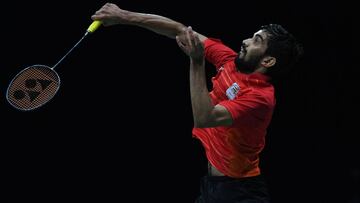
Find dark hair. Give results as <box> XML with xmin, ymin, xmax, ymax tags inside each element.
<box><xmin>261</xmin><ymin>24</ymin><xmax>304</xmax><ymax>78</ymax></box>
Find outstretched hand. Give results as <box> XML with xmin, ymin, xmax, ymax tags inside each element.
<box><xmin>91</xmin><ymin>3</ymin><xmax>128</xmax><ymax>26</ymax></box>
<box><xmin>176</xmin><ymin>26</ymin><xmax>204</xmax><ymax>63</ymax></box>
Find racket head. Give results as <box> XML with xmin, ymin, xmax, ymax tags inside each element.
<box><xmin>6</xmin><ymin>65</ymin><xmax>61</xmax><ymax>111</ymax></box>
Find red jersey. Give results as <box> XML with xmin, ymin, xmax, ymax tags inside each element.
<box><xmin>192</xmin><ymin>38</ymin><xmax>276</xmax><ymax>178</ymax></box>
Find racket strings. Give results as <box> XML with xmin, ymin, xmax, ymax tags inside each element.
<box><xmin>7</xmin><ymin>65</ymin><xmax>60</xmax><ymax>110</ymax></box>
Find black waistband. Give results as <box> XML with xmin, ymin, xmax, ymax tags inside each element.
<box><xmin>203</xmin><ymin>174</ymin><xmax>263</xmax><ymax>182</ymax></box>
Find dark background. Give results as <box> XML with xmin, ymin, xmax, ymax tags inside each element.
<box><xmin>2</xmin><ymin>1</ymin><xmax>358</xmax><ymax>202</ymax></box>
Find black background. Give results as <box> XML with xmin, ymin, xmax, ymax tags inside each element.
<box><xmin>2</xmin><ymin>1</ymin><xmax>358</xmax><ymax>202</ymax></box>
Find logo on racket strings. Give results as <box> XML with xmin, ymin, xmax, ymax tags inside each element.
<box><xmin>13</xmin><ymin>79</ymin><xmax>52</xmax><ymax>102</ymax></box>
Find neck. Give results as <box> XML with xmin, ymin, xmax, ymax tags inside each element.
<box><xmin>254</xmin><ymin>66</ymin><xmax>267</xmax><ymax>74</ymax></box>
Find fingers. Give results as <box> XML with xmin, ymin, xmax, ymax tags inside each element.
<box><xmin>188</xmin><ymin>27</ymin><xmax>198</xmax><ymax>47</ymax></box>
<box><xmin>177</xmin><ymin>26</ymin><xmax>204</xmax><ymax>58</ymax></box>
<box><xmin>185</xmin><ymin>27</ymin><xmax>193</xmax><ymax>50</ymax></box>
<box><xmin>182</xmin><ymin>26</ymin><xmax>199</xmax><ymax>46</ymax></box>
<box><xmin>176</xmin><ymin>36</ymin><xmax>185</xmax><ymax>50</ymax></box>
<box><xmin>91</xmin><ymin>14</ymin><xmax>100</xmax><ymax>21</ymax></box>
<box><xmin>91</xmin><ymin>3</ymin><xmax>116</xmax><ymax>19</ymax></box>
<box><xmin>91</xmin><ymin>8</ymin><xmax>104</xmax><ymax>20</ymax></box>
<box><xmin>188</xmin><ymin>27</ymin><xmax>202</xmax><ymax>48</ymax></box>
<box><xmin>176</xmin><ymin>36</ymin><xmax>190</xmax><ymax>55</ymax></box>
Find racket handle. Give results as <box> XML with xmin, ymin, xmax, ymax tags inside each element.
<box><xmin>87</xmin><ymin>20</ymin><xmax>102</xmax><ymax>33</ymax></box>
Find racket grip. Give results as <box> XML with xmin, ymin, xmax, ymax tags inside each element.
<box><xmin>87</xmin><ymin>21</ymin><xmax>102</xmax><ymax>33</ymax></box>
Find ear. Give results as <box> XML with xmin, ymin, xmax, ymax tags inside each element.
<box><xmin>261</xmin><ymin>56</ymin><xmax>276</xmax><ymax>68</ymax></box>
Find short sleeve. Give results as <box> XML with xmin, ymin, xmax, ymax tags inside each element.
<box><xmin>204</xmin><ymin>38</ymin><xmax>238</xmax><ymax>70</ymax></box>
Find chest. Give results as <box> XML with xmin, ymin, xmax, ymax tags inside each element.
<box><xmin>210</xmin><ymin>66</ymin><xmax>250</xmax><ymax>102</ymax></box>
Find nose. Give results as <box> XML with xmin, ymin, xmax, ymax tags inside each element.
<box><xmin>242</xmin><ymin>39</ymin><xmax>249</xmax><ymax>48</ymax></box>
<box><xmin>241</xmin><ymin>42</ymin><xmax>248</xmax><ymax>52</ymax></box>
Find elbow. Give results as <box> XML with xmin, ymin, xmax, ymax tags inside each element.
<box><xmin>193</xmin><ymin>121</ymin><xmax>203</xmax><ymax>128</ymax></box>
<box><xmin>193</xmin><ymin>118</ymin><xmax>212</xmax><ymax>128</ymax></box>
<box><xmin>193</xmin><ymin>111</ymin><xmax>217</xmax><ymax>128</ymax></box>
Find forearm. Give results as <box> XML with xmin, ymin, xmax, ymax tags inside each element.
<box><xmin>189</xmin><ymin>59</ymin><xmax>214</xmax><ymax>128</ymax></box>
<box><xmin>125</xmin><ymin>12</ymin><xmax>186</xmax><ymax>39</ymax></box>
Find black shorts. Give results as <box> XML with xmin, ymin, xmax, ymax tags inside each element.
<box><xmin>195</xmin><ymin>175</ymin><xmax>270</xmax><ymax>203</ymax></box>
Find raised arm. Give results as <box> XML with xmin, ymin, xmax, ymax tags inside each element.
<box><xmin>176</xmin><ymin>27</ymin><xmax>232</xmax><ymax>128</ymax></box>
<box><xmin>91</xmin><ymin>3</ymin><xmax>207</xmax><ymax>41</ymax></box>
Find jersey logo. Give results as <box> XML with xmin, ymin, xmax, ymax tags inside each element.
<box><xmin>226</xmin><ymin>83</ymin><xmax>240</xmax><ymax>100</ymax></box>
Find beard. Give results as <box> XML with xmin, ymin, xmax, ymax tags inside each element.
<box><xmin>234</xmin><ymin>53</ymin><xmax>262</xmax><ymax>73</ymax></box>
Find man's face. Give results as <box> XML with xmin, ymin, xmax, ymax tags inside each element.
<box><xmin>234</xmin><ymin>30</ymin><xmax>269</xmax><ymax>73</ymax></box>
